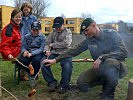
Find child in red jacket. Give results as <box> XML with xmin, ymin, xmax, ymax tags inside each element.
<box><xmin>0</xmin><ymin>8</ymin><xmax>22</xmax><ymax>60</ymax></box>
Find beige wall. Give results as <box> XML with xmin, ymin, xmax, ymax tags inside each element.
<box><xmin>0</xmin><ymin>5</ymin><xmax>14</xmax><ymax>29</ymax></box>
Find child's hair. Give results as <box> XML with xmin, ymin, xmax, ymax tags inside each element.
<box><xmin>21</xmin><ymin>2</ymin><xmax>33</xmax><ymax>14</ymax></box>
<box><xmin>11</xmin><ymin>8</ymin><xmax>22</xmax><ymax>20</ymax></box>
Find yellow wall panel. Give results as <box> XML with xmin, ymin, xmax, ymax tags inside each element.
<box><xmin>1</xmin><ymin>5</ymin><xmax>14</xmax><ymax>29</ymax></box>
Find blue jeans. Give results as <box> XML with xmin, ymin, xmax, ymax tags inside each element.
<box><xmin>41</xmin><ymin>54</ymin><xmax>73</xmax><ymax>88</ymax></box>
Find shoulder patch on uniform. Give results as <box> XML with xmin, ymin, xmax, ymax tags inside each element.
<box><xmin>5</xmin><ymin>24</ymin><xmax>13</xmax><ymax>37</ymax></box>
<box><xmin>105</xmin><ymin>29</ymin><xmax>116</xmax><ymax>33</ymax></box>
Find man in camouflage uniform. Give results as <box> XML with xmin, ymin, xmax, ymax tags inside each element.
<box><xmin>42</xmin><ymin>18</ymin><xmax>128</xmax><ymax>100</ymax></box>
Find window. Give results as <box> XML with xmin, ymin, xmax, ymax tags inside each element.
<box><xmin>67</xmin><ymin>27</ymin><xmax>74</xmax><ymax>31</ymax></box>
<box><xmin>66</xmin><ymin>20</ymin><xmax>74</xmax><ymax>24</ymax></box>
<box><xmin>45</xmin><ymin>20</ymin><xmax>51</xmax><ymax>25</ymax></box>
<box><xmin>45</xmin><ymin>27</ymin><xmax>50</xmax><ymax>32</ymax></box>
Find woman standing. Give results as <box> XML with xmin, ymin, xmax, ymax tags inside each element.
<box><xmin>21</xmin><ymin>2</ymin><xmax>37</xmax><ymax>40</ymax></box>
<box><xmin>0</xmin><ymin>9</ymin><xmax>22</xmax><ymax>60</ymax></box>
<box><xmin>20</xmin><ymin>2</ymin><xmax>37</xmax><ymax>80</ymax></box>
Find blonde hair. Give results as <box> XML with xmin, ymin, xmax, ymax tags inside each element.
<box><xmin>21</xmin><ymin>2</ymin><xmax>33</xmax><ymax>14</ymax></box>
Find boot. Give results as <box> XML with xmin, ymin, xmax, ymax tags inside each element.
<box><xmin>100</xmin><ymin>94</ymin><xmax>114</xmax><ymax>100</ymax></box>
<box><xmin>77</xmin><ymin>83</ymin><xmax>89</xmax><ymax>92</ymax></box>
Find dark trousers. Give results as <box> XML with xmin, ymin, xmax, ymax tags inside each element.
<box><xmin>17</xmin><ymin>53</ymin><xmax>44</xmax><ymax>76</ymax></box>
<box><xmin>41</xmin><ymin>54</ymin><xmax>73</xmax><ymax>88</ymax></box>
<box><xmin>77</xmin><ymin>58</ymin><xmax>121</xmax><ymax>100</ymax></box>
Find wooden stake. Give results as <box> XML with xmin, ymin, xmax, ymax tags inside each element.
<box><xmin>127</xmin><ymin>79</ymin><xmax>133</xmax><ymax>100</ymax></box>
<box><xmin>72</xmin><ymin>58</ymin><xmax>94</xmax><ymax>62</ymax></box>
<box><xmin>28</xmin><ymin>95</ymin><xmax>36</xmax><ymax>100</ymax></box>
<box><xmin>0</xmin><ymin>75</ymin><xmax>2</xmax><ymax>97</ymax></box>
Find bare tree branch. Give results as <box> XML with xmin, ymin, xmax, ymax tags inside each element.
<box><xmin>13</xmin><ymin>0</ymin><xmax>50</xmax><ymax>18</ymax></box>
<box><xmin>61</xmin><ymin>13</ymin><xmax>66</xmax><ymax>18</ymax></box>
<box><xmin>81</xmin><ymin>12</ymin><xmax>92</xmax><ymax>19</ymax></box>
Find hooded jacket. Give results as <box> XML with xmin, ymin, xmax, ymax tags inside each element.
<box><xmin>0</xmin><ymin>20</ymin><xmax>21</xmax><ymax>59</ymax></box>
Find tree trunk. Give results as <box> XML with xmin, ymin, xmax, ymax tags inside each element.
<box><xmin>127</xmin><ymin>79</ymin><xmax>133</xmax><ymax>100</ymax></box>
<box><xmin>0</xmin><ymin>75</ymin><xmax>2</xmax><ymax>97</ymax></box>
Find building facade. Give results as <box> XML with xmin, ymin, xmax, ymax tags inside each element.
<box><xmin>39</xmin><ymin>17</ymin><xmax>83</xmax><ymax>34</ymax></box>
<box><xmin>0</xmin><ymin>5</ymin><xmax>14</xmax><ymax>30</ymax></box>
<box><xmin>0</xmin><ymin>5</ymin><xmax>129</xmax><ymax>35</ymax></box>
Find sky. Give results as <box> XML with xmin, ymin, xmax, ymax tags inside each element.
<box><xmin>0</xmin><ymin>0</ymin><xmax>133</xmax><ymax>24</ymax></box>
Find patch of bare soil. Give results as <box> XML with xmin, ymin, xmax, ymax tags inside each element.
<box><xmin>0</xmin><ymin>87</ymin><xmax>101</xmax><ymax>100</ymax></box>
<box><xmin>0</xmin><ymin>87</ymin><xmax>92</xmax><ymax>100</ymax></box>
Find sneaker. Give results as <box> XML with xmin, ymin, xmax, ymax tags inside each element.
<box><xmin>69</xmin><ymin>84</ymin><xmax>78</xmax><ymax>91</ymax></box>
<box><xmin>49</xmin><ymin>84</ymin><xmax>57</xmax><ymax>92</ymax></box>
<box><xmin>57</xmin><ymin>86</ymin><xmax>67</xmax><ymax>94</ymax></box>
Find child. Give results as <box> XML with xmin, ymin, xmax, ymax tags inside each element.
<box><xmin>20</xmin><ymin>2</ymin><xmax>37</xmax><ymax>81</ymax></box>
<box><xmin>18</xmin><ymin>21</ymin><xmax>46</xmax><ymax>88</ymax></box>
<box><xmin>20</xmin><ymin>2</ymin><xmax>37</xmax><ymax>40</ymax></box>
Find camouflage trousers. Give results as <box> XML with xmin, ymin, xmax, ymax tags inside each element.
<box><xmin>77</xmin><ymin>58</ymin><xmax>127</xmax><ymax>100</ymax></box>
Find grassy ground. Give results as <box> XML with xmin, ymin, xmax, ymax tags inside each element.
<box><xmin>0</xmin><ymin>50</ymin><xmax>133</xmax><ymax>100</ymax></box>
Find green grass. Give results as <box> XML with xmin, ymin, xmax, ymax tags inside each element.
<box><xmin>0</xmin><ymin>51</ymin><xmax>133</xmax><ymax>100</ymax></box>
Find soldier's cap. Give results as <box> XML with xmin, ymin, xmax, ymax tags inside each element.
<box><xmin>80</xmin><ymin>18</ymin><xmax>94</xmax><ymax>34</ymax></box>
<box><xmin>53</xmin><ymin>17</ymin><xmax>64</xmax><ymax>28</ymax></box>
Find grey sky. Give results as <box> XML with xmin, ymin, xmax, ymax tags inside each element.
<box><xmin>0</xmin><ymin>0</ymin><xmax>133</xmax><ymax>24</ymax></box>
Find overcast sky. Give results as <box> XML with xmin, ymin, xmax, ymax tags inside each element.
<box><xmin>0</xmin><ymin>0</ymin><xmax>133</xmax><ymax>24</ymax></box>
